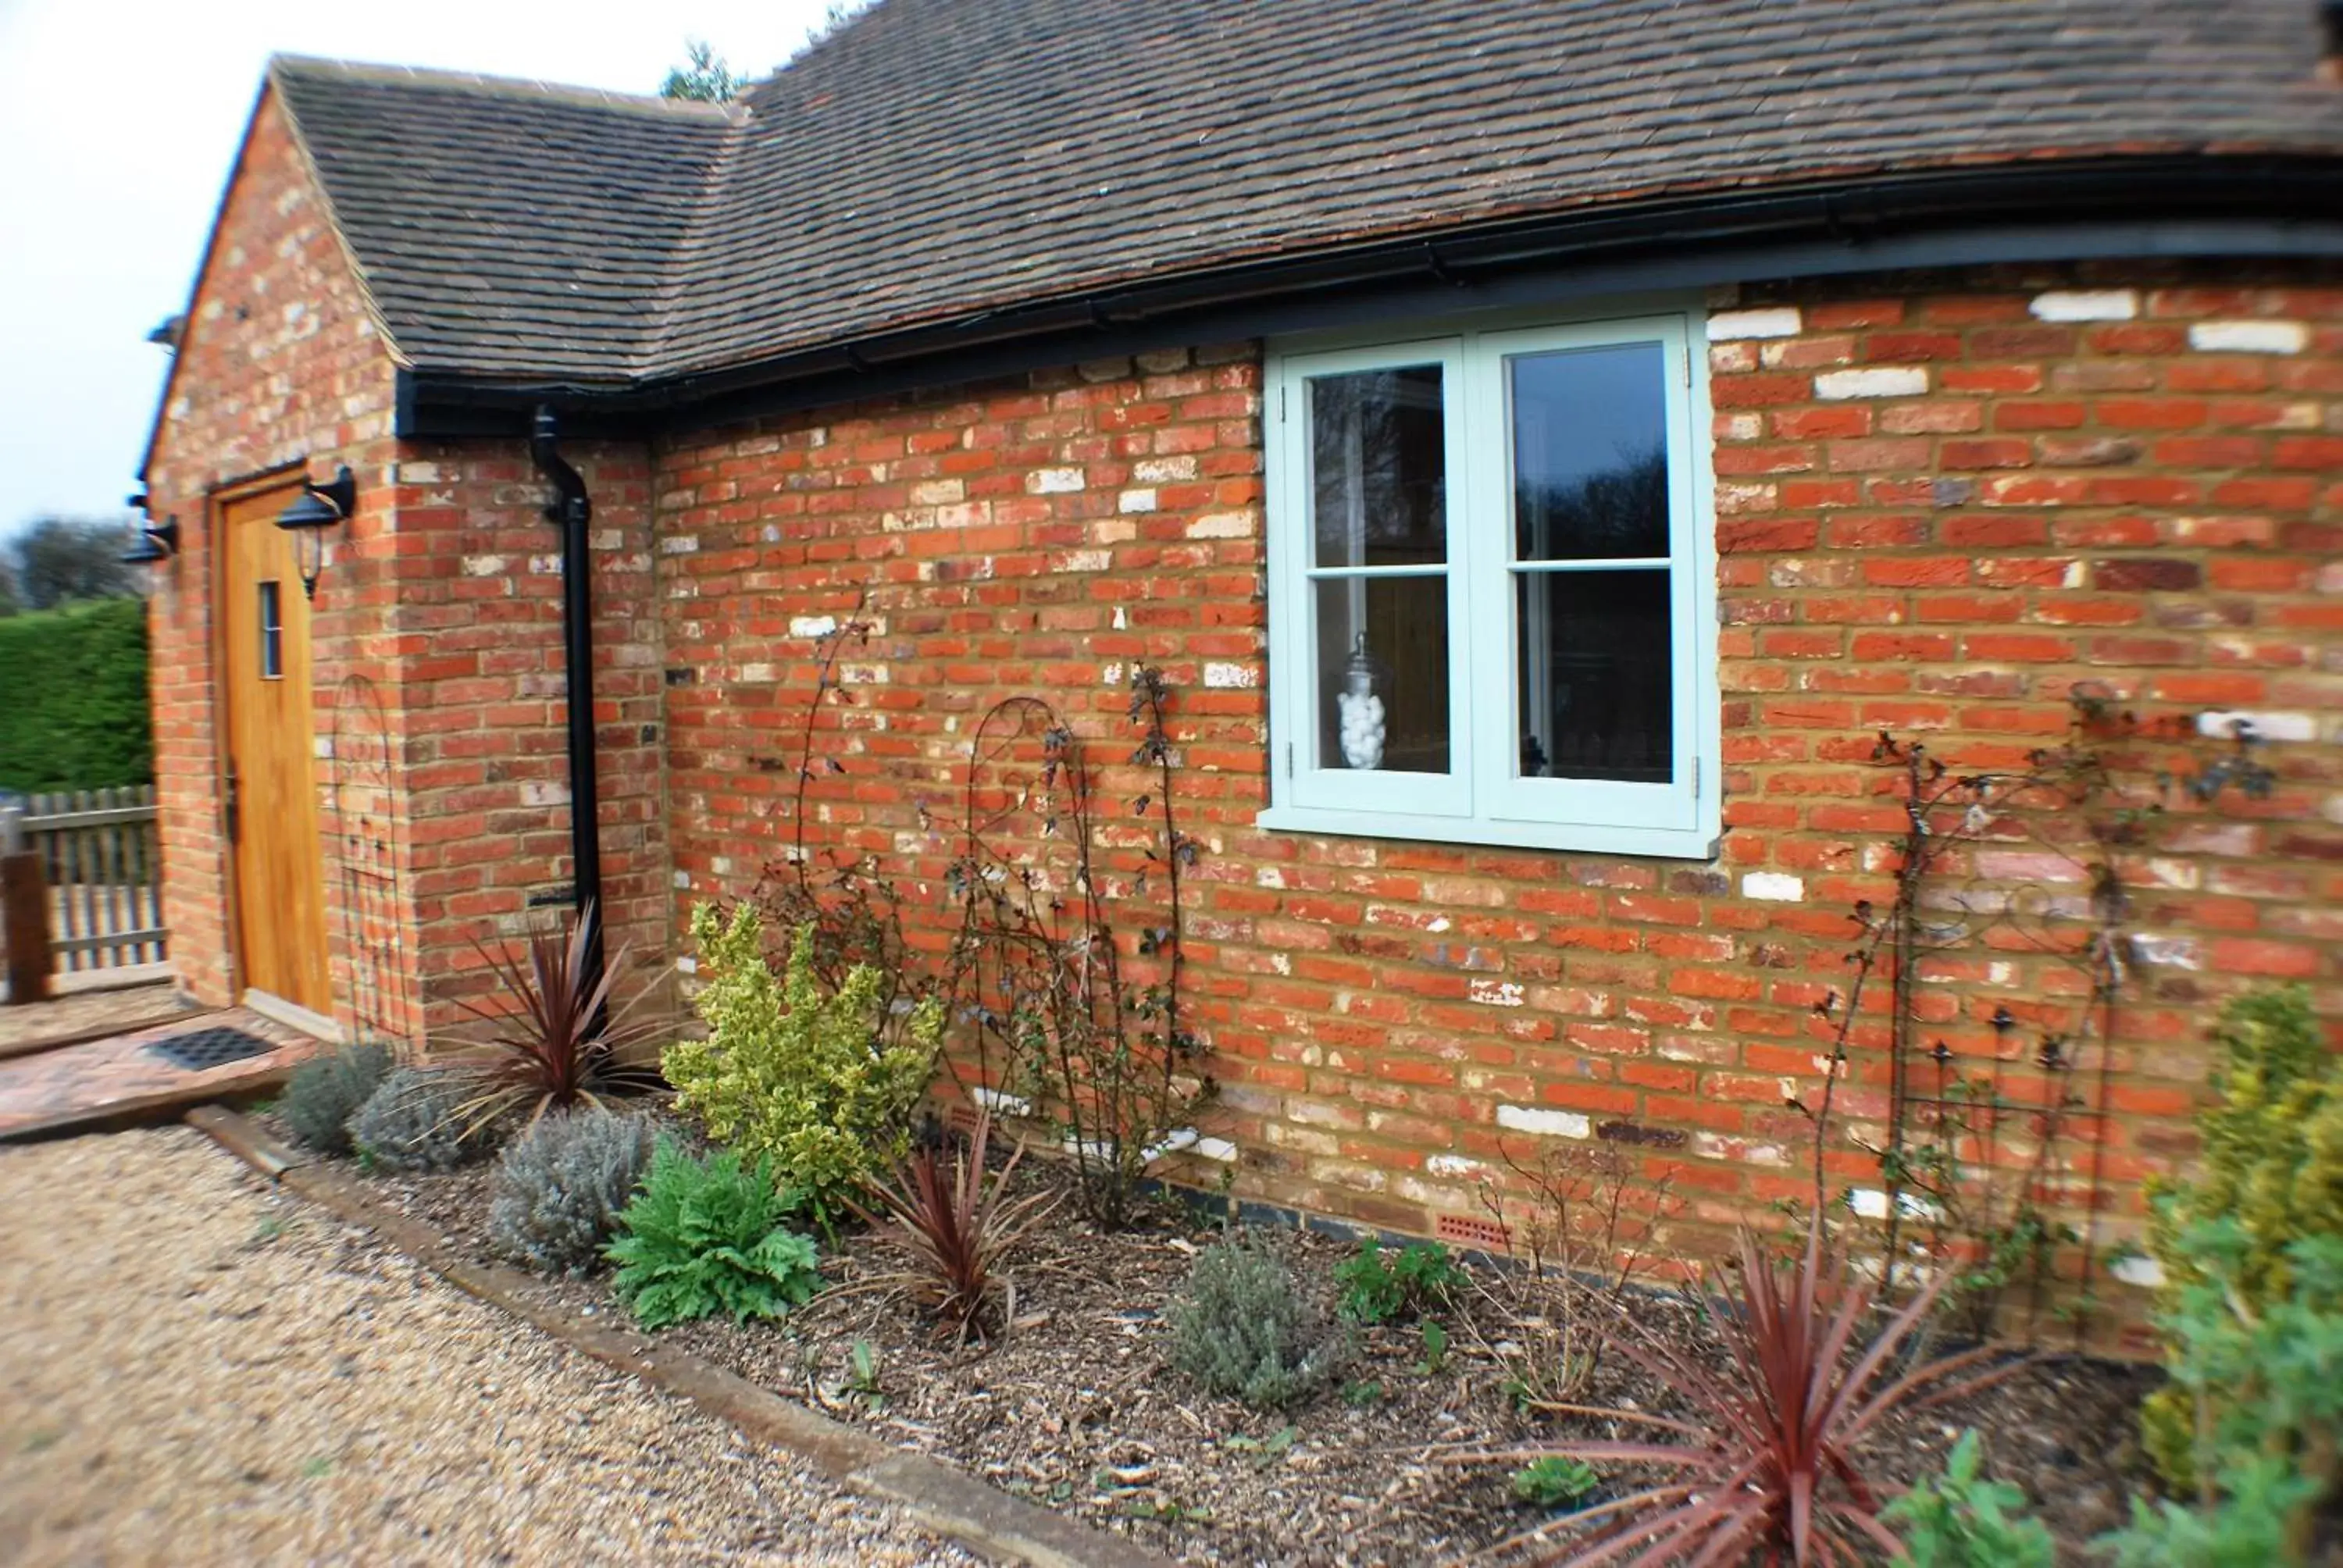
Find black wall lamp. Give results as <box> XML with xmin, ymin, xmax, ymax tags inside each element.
<box><xmin>120</xmin><ymin>504</ymin><xmax>180</xmax><ymax>566</ymax></box>
<box><xmin>276</xmin><ymin>464</ymin><xmax>355</xmax><ymax>600</ymax></box>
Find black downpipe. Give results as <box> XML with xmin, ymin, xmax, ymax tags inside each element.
<box><xmin>530</xmin><ymin>405</ymin><xmax>605</xmax><ymax>1017</ymax></box>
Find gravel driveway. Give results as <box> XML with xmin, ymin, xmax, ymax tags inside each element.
<box><xmin>0</xmin><ymin>1126</ymin><xmax>970</xmax><ymax>1566</ymax></box>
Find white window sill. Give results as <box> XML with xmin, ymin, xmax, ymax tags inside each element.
<box><xmin>1254</xmin><ymin>804</ymin><xmax>1719</xmax><ymax>861</ymax></box>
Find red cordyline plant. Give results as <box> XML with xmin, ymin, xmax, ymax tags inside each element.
<box><xmin>445</xmin><ymin>902</ymin><xmax>668</xmax><ymax>1133</ymax></box>
<box><xmin>1475</xmin><ymin>1221</ymin><xmax>2021</xmax><ymax>1566</ymax></box>
<box><xmin>848</xmin><ymin>1109</ymin><xmax>1062</xmax><ymax>1343</ymax></box>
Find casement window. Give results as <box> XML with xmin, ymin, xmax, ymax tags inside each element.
<box><xmin>1259</xmin><ymin>308</ymin><xmax>1720</xmax><ymax>858</ymax></box>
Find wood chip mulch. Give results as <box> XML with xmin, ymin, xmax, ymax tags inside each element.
<box><xmin>322</xmin><ymin>1110</ymin><xmax>2163</xmax><ymax>1567</ymax></box>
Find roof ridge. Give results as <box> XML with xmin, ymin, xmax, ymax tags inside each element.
<box><xmin>267</xmin><ymin>53</ymin><xmax>747</xmax><ymax>124</ymax></box>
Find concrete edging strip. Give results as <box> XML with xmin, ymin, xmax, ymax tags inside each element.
<box><xmin>184</xmin><ymin>1104</ymin><xmax>1171</xmax><ymax>1568</ymax></box>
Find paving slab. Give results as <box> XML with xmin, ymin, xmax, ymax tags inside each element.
<box><xmin>0</xmin><ymin>1007</ymin><xmax>316</xmax><ymax>1140</ymax></box>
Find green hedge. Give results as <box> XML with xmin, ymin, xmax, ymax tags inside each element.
<box><xmin>0</xmin><ymin>597</ymin><xmax>153</xmax><ymax>792</ymax></box>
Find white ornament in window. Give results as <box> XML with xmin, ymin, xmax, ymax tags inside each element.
<box><xmin>1336</xmin><ymin>633</ymin><xmax>1387</xmax><ymax>771</ymax></box>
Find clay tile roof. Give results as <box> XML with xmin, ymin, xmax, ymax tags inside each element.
<box><xmin>267</xmin><ymin>0</ymin><xmax>2343</xmax><ymax>387</ymax></box>
<box><xmin>269</xmin><ymin>56</ymin><xmax>740</xmax><ymax>383</ymax></box>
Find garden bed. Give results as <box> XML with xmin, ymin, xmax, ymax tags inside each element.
<box><xmin>284</xmin><ymin>1109</ymin><xmax>2160</xmax><ymax>1566</ymax></box>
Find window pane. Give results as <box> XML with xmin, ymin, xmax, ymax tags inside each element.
<box><xmin>1316</xmin><ymin>576</ymin><xmax>1449</xmax><ymax>774</ymax></box>
<box><xmin>1311</xmin><ymin>365</ymin><xmax>1446</xmax><ymax>568</ymax></box>
<box><xmin>1516</xmin><ymin>568</ymin><xmax>1671</xmax><ymax>782</ymax></box>
<box><xmin>1510</xmin><ymin>342</ymin><xmax>1669</xmax><ymax>561</ymax></box>
<box><xmin>259</xmin><ymin>579</ymin><xmax>283</xmax><ymax>680</ymax></box>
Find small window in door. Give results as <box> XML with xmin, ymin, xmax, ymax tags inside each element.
<box><xmin>259</xmin><ymin>580</ymin><xmax>284</xmax><ymax>679</ymax></box>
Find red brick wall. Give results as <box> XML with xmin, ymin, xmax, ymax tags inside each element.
<box><xmin>146</xmin><ymin>87</ymin><xmax>668</xmax><ymax>1043</ymax></box>
<box><xmin>143</xmin><ymin>88</ymin><xmax>402</xmax><ymax>1017</ymax></box>
<box><xmin>383</xmin><ymin>441</ymin><xmax>669</xmax><ymax>1034</ymax></box>
<box><xmin>654</xmin><ymin>265</ymin><xmax>2341</xmax><ymax>1335</ymax></box>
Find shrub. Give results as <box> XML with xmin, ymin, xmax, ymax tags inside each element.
<box><xmin>2142</xmin><ymin>985</ymin><xmax>2343</xmax><ymax>1492</ymax></box>
<box><xmin>850</xmin><ymin>1109</ymin><xmax>1061</xmax><ymax>1342</ymax></box>
<box><xmin>1882</xmin><ymin>1431</ymin><xmax>2055</xmax><ymax>1567</ymax></box>
<box><xmin>2121</xmin><ymin>1222</ymin><xmax>2343</xmax><ymax>1562</ymax></box>
<box><xmin>443</xmin><ymin>901</ymin><xmax>667</xmax><ymax>1134</ymax></box>
<box><xmin>2100</xmin><ymin>1456</ymin><xmax>2322</xmax><ymax>1568</ymax></box>
<box><xmin>0</xmin><ymin>596</ymin><xmax>151</xmax><ymax>792</ymax></box>
<box><xmin>348</xmin><ymin>1067</ymin><xmax>493</xmax><ymax>1171</ymax></box>
<box><xmin>1332</xmin><ymin>1237</ymin><xmax>1466</xmax><ymax>1324</ymax></box>
<box><xmin>605</xmin><ymin>1140</ymin><xmax>822</xmax><ymax>1328</ymax></box>
<box><xmin>280</xmin><ymin>1040</ymin><xmax>393</xmax><ymax>1155</ymax></box>
<box><xmin>1166</xmin><ymin>1234</ymin><xmax>1350</xmax><ymax>1410</ymax></box>
<box><xmin>487</xmin><ymin>1108</ymin><xmax>658</xmax><ymax>1276</ymax></box>
<box><xmin>1470</xmin><ymin>1221</ymin><xmax>2014</xmax><ymax>1565</ymax></box>
<box><xmin>663</xmin><ymin>904</ymin><xmax>941</xmax><ymax>1230</ymax></box>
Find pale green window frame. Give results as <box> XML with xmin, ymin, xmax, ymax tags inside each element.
<box><xmin>1258</xmin><ymin>304</ymin><xmax>1722</xmax><ymax>860</ymax></box>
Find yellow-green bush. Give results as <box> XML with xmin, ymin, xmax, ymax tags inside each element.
<box><xmin>2143</xmin><ymin>985</ymin><xmax>2343</xmax><ymax>1491</ymax></box>
<box><xmin>663</xmin><ymin>904</ymin><xmax>940</xmax><ymax>1228</ymax></box>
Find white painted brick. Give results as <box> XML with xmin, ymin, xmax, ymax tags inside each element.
<box><xmin>1425</xmin><ymin>1154</ymin><xmax>1486</xmax><ymax>1178</ymax></box>
<box><xmin>736</xmin><ymin>663</ymin><xmax>776</xmax><ymax>683</ymax></box>
<box><xmin>1118</xmin><ymin>487</ymin><xmax>1157</xmax><ymax>513</ymax></box>
<box><xmin>1054</xmin><ymin>549</ymin><xmax>1112</xmax><ymax>573</ymax></box>
<box><xmin>908</xmin><ymin>479</ymin><xmax>963</xmax><ymax>506</ymax></box>
<box><xmin>674</xmin><ymin>955</ymin><xmax>698</xmax><ymax>975</ymax></box>
<box><xmin>970</xmin><ymin>1085</ymin><xmax>1033</xmax><ymax>1117</ymax></box>
<box><xmin>2188</xmin><ymin>320</ymin><xmax>2308</xmax><ymax>355</ymax></box>
<box><xmin>790</xmin><ymin>615</ymin><xmax>837</xmax><ymax>638</ymax></box>
<box><xmin>1742</xmin><ymin>871</ymin><xmax>1806</xmax><ymax>902</ymax></box>
<box><xmin>458</xmin><ymin>554</ymin><xmax>506</xmax><ymax>576</ymax></box>
<box><xmin>659</xmin><ymin>534</ymin><xmax>699</xmax><ymax>554</ymax></box>
<box><xmin>1496</xmin><ymin>1104</ymin><xmax>1591</xmax><ymax>1139</ymax></box>
<box><xmin>1026</xmin><ymin>466</ymin><xmax>1086</xmax><ymax>494</ymax></box>
<box><xmin>1470</xmin><ymin>979</ymin><xmax>1525</xmax><ymax>1007</ymax></box>
<box><xmin>671</xmin><ymin>870</ymin><xmax>692</xmax><ymax>889</ymax></box>
<box><xmin>1186</xmin><ymin>511</ymin><xmax>1255</xmax><ymax>540</ymax></box>
<box><xmin>2029</xmin><ymin>289</ymin><xmax>2138</xmax><ymax>323</ymax></box>
<box><xmin>2131</xmin><ymin>935</ymin><xmax>2203</xmax><ymax>971</ymax></box>
<box><xmin>1815</xmin><ymin>366</ymin><xmax>1928</xmax><ymax>400</ymax></box>
<box><xmin>1201</xmin><ymin>661</ymin><xmax>1257</xmax><ymax>689</ymax></box>
<box><xmin>2197</xmin><ymin>708</ymin><xmax>2318</xmax><ymax>743</ymax></box>
<box><xmin>838</xmin><ymin>663</ymin><xmax>888</xmax><ymax>685</ymax></box>
<box><xmin>1707</xmin><ymin>306</ymin><xmax>1802</xmax><ymax>340</ymax></box>
<box><xmin>518</xmin><ymin>780</ymin><xmax>570</xmax><ymax>807</ymax></box>
<box><xmin>1132</xmin><ymin>457</ymin><xmax>1196</xmax><ymax>483</ymax></box>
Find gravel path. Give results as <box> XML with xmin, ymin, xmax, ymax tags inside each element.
<box><xmin>0</xmin><ymin>1127</ymin><xmax>972</xmax><ymax>1566</ymax></box>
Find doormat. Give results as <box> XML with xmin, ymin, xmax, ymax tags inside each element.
<box><xmin>147</xmin><ymin>1027</ymin><xmax>279</xmax><ymax>1073</ymax></box>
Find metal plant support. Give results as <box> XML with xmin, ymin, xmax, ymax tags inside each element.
<box><xmin>330</xmin><ymin>673</ymin><xmax>412</xmax><ymax>1051</ymax></box>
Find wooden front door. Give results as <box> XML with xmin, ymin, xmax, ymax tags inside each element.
<box><xmin>218</xmin><ymin>480</ymin><xmax>330</xmax><ymax>1014</ymax></box>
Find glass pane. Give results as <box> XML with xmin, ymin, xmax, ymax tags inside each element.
<box><xmin>1315</xmin><ymin>576</ymin><xmax>1449</xmax><ymax>774</ymax></box>
<box><xmin>259</xmin><ymin>579</ymin><xmax>283</xmax><ymax>680</ymax></box>
<box><xmin>1510</xmin><ymin>342</ymin><xmax>1670</xmax><ymax>561</ymax></box>
<box><xmin>1310</xmin><ymin>365</ymin><xmax>1446</xmax><ymax>568</ymax></box>
<box><xmin>1516</xmin><ymin>568</ymin><xmax>1671</xmax><ymax>782</ymax></box>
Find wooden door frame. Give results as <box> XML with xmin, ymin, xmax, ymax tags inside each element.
<box><xmin>209</xmin><ymin>463</ymin><xmax>322</xmax><ymax>1013</ymax></box>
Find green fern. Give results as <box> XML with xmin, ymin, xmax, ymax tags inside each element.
<box><xmin>604</xmin><ymin>1139</ymin><xmax>822</xmax><ymax>1328</ymax></box>
<box><xmin>664</xmin><ymin>904</ymin><xmax>940</xmax><ymax>1228</ymax></box>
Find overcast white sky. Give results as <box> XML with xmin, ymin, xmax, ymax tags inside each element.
<box><xmin>0</xmin><ymin>0</ymin><xmax>843</xmax><ymax>541</ymax></box>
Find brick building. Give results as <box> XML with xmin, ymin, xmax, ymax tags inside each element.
<box><xmin>141</xmin><ymin>0</ymin><xmax>2343</xmax><ymax>1327</ymax></box>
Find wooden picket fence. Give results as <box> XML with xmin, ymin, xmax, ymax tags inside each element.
<box><xmin>1</xmin><ymin>786</ymin><xmax>167</xmax><ymax>975</ymax></box>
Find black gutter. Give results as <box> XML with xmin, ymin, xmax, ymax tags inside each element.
<box><xmin>398</xmin><ymin>155</ymin><xmax>2343</xmax><ymax>440</ymax></box>
<box><xmin>528</xmin><ymin>405</ymin><xmax>605</xmax><ymax>1017</ymax></box>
